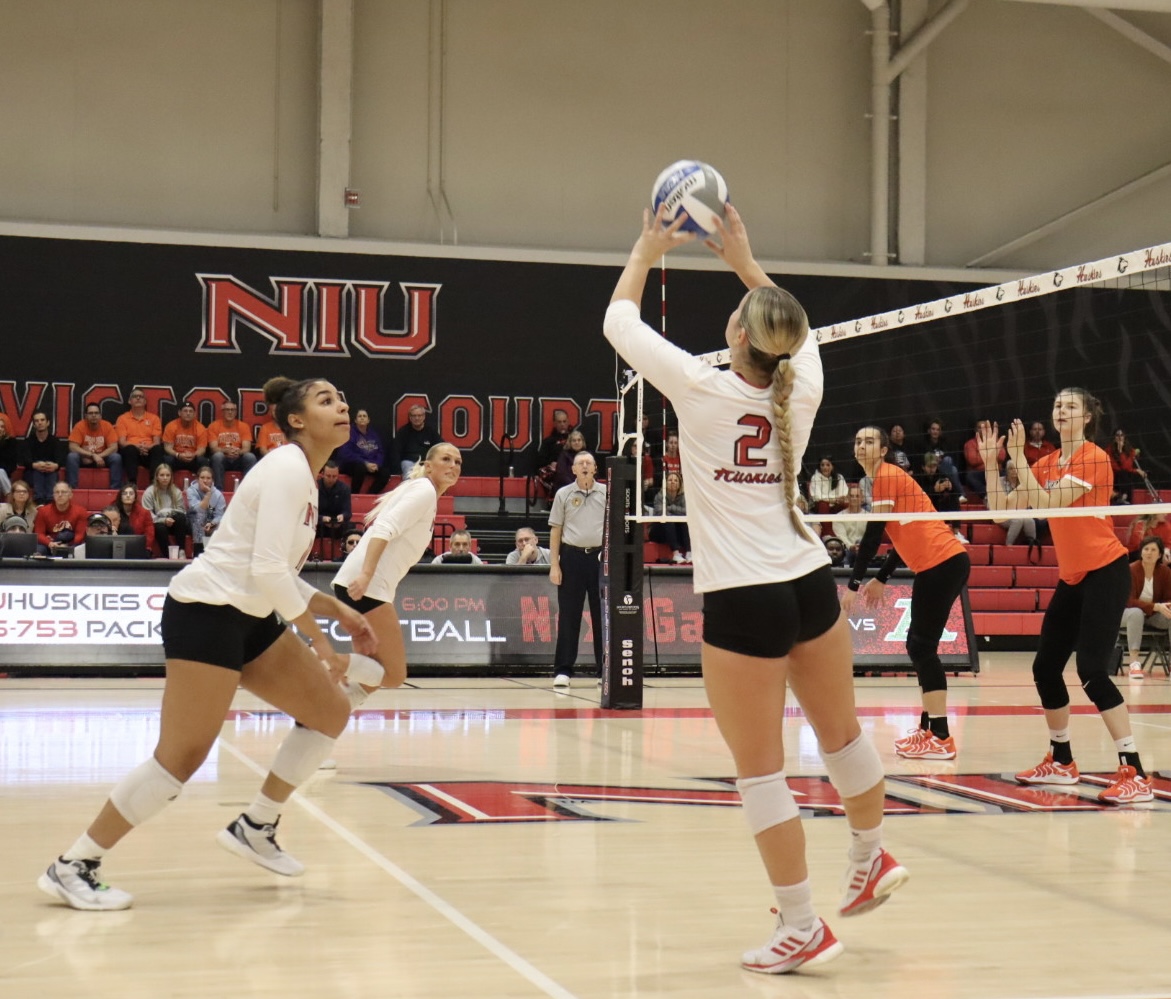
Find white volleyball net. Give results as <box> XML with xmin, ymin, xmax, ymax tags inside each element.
<box><xmin>619</xmin><ymin>241</ymin><xmax>1171</xmax><ymax>541</ymax></box>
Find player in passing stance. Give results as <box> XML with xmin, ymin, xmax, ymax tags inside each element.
<box><xmin>604</xmin><ymin>204</ymin><xmax>908</xmax><ymax>975</ymax></box>
<box><xmin>843</xmin><ymin>427</ymin><xmax>970</xmax><ymax>760</ymax></box>
<box><xmin>38</xmin><ymin>377</ymin><xmax>378</xmax><ymax>910</ymax></box>
<box><xmin>331</xmin><ymin>442</ymin><xmax>464</xmax><ymax>700</ymax></box>
<box><xmin>980</xmin><ymin>392</ymin><xmax>1152</xmax><ymax>804</ymax></box>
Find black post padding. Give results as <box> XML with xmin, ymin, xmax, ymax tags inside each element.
<box><xmin>600</xmin><ymin>456</ymin><xmax>644</xmax><ymax>709</ymax></box>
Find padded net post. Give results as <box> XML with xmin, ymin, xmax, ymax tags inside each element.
<box><xmin>601</xmin><ymin>456</ymin><xmax>644</xmax><ymax>709</ymax></box>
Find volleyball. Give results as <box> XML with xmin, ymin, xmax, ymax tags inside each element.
<box><xmin>651</xmin><ymin>160</ymin><xmax>729</xmax><ymax>236</ymax></box>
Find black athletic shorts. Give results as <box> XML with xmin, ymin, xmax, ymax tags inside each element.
<box><xmin>702</xmin><ymin>565</ymin><xmax>840</xmax><ymax>658</ymax></box>
<box><xmin>160</xmin><ymin>595</ymin><xmax>286</xmax><ymax>671</ymax></box>
<box><xmin>333</xmin><ymin>582</ymin><xmax>385</xmax><ymax>615</ymax></box>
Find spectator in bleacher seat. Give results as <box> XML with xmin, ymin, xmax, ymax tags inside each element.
<box><xmin>431</xmin><ymin>529</ymin><xmax>484</xmax><ymax>565</ymax></box>
<box><xmin>0</xmin><ymin>415</ymin><xmax>19</xmax><ymax>497</ymax></box>
<box><xmin>114</xmin><ymin>483</ymin><xmax>155</xmax><ymax>552</ymax></box>
<box><xmin>646</xmin><ymin>470</ymin><xmax>690</xmax><ymax>564</ymax></box>
<box><xmin>185</xmin><ymin>466</ymin><xmax>226</xmax><ymax>557</ymax></box>
<box><xmin>962</xmin><ymin>419</ymin><xmax>1006</xmax><ymax>501</ymax></box>
<box><xmin>3</xmin><ymin>515</ymin><xmax>29</xmax><ymax>534</ymax></box>
<box><xmin>1126</xmin><ymin>513</ymin><xmax>1171</xmax><ymax>560</ymax></box>
<box><xmin>317</xmin><ymin>461</ymin><xmax>353</xmax><ymax>560</ymax></box>
<box><xmin>1121</xmin><ymin>536</ymin><xmax>1171</xmax><ymax>680</ymax></box>
<box><xmin>33</xmin><ymin>481</ymin><xmax>88</xmax><ymax>556</ymax></box>
<box><xmin>822</xmin><ymin>535</ymin><xmax>849</xmax><ymax>567</ymax></box>
<box><xmin>162</xmin><ymin>402</ymin><xmax>210</xmax><ymax>478</ymax></box>
<box><xmin>142</xmin><ymin>463</ymin><xmax>189</xmax><ymax>559</ymax></box>
<box><xmin>1023</xmin><ymin>420</ymin><xmax>1057</xmax><ymax>467</ymax></box>
<box><xmin>835</xmin><ymin>484</ymin><xmax>867</xmax><ymax>555</ymax></box>
<box><xmin>207</xmin><ymin>401</ymin><xmax>256</xmax><ymax>489</ymax></box>
<box><xmin>255</xmin><ymin>417</ymin><xmax>287</xmax><ymax>456</ymax></box>
<box><xmin>85</xmin><ymin>512</ymin><xmax>113</xmax><ymax>538</ymax></box>
<box><xmin>2</xmin><ymin>479</ymin><xmax>37</xmax><ymax>533</ymax></box>
<box><xmin>23</xmin><ymin>411</ymin><xmax>66</xmax><ymax>504</ymax></box>
<box><xmin>1106</xmin><ymin>429</ymin><xmax>1143</xmax><ymax>505</ymax></box>
<box><xmin>394</xmin><ymin>405</ymin><xmax>444</xmax><ymax>479</ymax></box>
<box><xmin>102</xmin><ymin>504</ymin><xmax>122</xmax><ymax>535</ymax></box>
<box><xmin>922</xmin><ymin>419</ymin><xmax>963</xmax><ymax>496</ymax></box>
<box><xmin>341</xmin><ymin>529</ymin><xmax>363</xmax><ymax>558</ymax></box>
<box><xmin>66</xmin><ymin>403</ymin><xmax>123</xmax><ymax>490</ymax></box>
<box><xmin>337</xmin><ymin>408</ymin><xmax>390</xmax><ymax>494</ymax></box>
<box><xmin>914</xmin><ymin>453</ymin><xmax>960</xmax><ymax>515</ymax></box>
<box><xmin>808</xmin><ymin>456</ymin><xmax>849</xmax><ymax>513</ymax></box>
<box><xmin>662</xmin><ymin>430</ymin><xmax>681</xmax><ymax>479</ymax></box>
<box><xmin>552</xmin><ymin>429</ymin><xmax>589</xmax><ymax>492</ymax></box>
<box><xmin>886</xmin><ymin>424</ymin><xmax>912</xmax><ymax>472</ymax></box>
<box><xmin>506</xmin><ymin>526</ymin><xmax>551</xmax><ymax>565</ymax></box>
<box><xmin>996</xmin><ymin>460</ymin><xmax>1038</xmax><ymax>548</ymax></box>
<box><xmin>116</xmin><ymin>389</ymin><xmax>166</xmax><ymax>487</ymax></box>
<box><xmin>534</xmin><ymin>409</ymin><xmax>571</xmax><ymax>501</ymax></box>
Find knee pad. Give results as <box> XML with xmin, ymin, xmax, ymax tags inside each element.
<box><xmin>906</xmin><ymin>633</ymin><xmax>948</xmax><ymax>694</ymax></box>
<box><xmin>736</xmin><ymin>771</ymin><xmax>799</xmax><ymax>835</ymax></box>
<box><xmin>269</xmin><ymin>726</ymin><xmax>338</xmax><ymax>788</ymax></box>
<box><xmin>109</xmin><ymin>756</ymin><xmax>183</xmax><ymax>827</ymax></box>
<box><xmin>820</xmin><ymin>734</ymin><xmax>885</xmax><ymax>800</ymax></box>
<box><xmin>1080</xmin><ymin>671</ymin><xmax>1125</xmax><ymax>713</ymax></box>
<box><xmin>346</xmin><ymin>653</ymin><xmax>385</xmax><ymax>688</ymax></box>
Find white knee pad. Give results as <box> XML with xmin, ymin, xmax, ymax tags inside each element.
<box><xmin>109</xmin><ymin>756</ymin><xmax>183</xmax><ymax>827</ymax></box>
<box><xmin>736</xmin><ymin>770</ymin><xmax>800</xmax><ymax>835</ymax></box>
<box><xmin>820</xmin><ymin>734</ymin><xmax>885</xmax><ymax>800</ymax></box>
<box><xmin>269</xmin><ymin>726</ymin><xmax>338</xmax><ymax>788</ymax></box>
<box><xmin>346</xmin><ymin>653</ymin><xmax>384</xmax><ymax>688</ymax></box>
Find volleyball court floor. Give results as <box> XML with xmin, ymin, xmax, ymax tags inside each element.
<box><xmin>2</xmin><ymin>654</ymin><xmax>1170</xmax><ymax>999</ymax></box>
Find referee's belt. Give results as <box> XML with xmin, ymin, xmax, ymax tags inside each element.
<box><xmin>561</xmin><ymin>543</ymin><xmax>601</xmax><ymax>554</ymax></box>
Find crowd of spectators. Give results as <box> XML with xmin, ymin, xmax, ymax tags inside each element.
<box><xmin>0</xmin><ymin>399</ymin><xmax>1159</xmax><ymax>570</ymax></box>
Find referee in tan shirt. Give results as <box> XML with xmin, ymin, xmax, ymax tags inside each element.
<box><xmin>548</xmin><ymin>451</ymin><xmax>607</xmax><ymax>688</ymax></box>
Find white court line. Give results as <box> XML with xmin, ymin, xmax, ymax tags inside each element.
<box><xmin>216</xmin><ymin>738</ymin><xmax>579</xmax><ymax>999</ymax></box>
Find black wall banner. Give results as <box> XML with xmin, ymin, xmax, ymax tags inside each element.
<box><xmin>1</xmin><ymin>234</ymin><xmax>1168</xmax><ymax>480</ymax></box>
<box><xmin>0</xmin><ymin>563</ymin><xmax>975</xmax><ymax>673</ymax></box>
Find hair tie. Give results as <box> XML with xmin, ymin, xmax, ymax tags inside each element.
<box><xmin>777</xmin><ymin>353</ymin><xmax>791</xmax><ymax>363</ymax></box>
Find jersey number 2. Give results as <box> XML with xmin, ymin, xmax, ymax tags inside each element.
<box><xmin>734</xmin><ymin>415</ymin><xmax>772</xmax><ymax>467</ymax></box>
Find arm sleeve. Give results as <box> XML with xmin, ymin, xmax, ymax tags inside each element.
<box><xmin>874</xmin><ymin>546</ymin><xmax>904</xmax><ymax>584</ymax></box>
<box><xmin>603</xmin><ymin>300</ymin><xmax>708</xmax><ymax>403</ymax></box>
<box><xmin>847</xmin><ymin>521</ymin><xmax>887</xmax><ymax>590</ymax></box>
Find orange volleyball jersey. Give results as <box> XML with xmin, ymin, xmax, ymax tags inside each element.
<box><xmin>1031</xmin><ymin>442</ymin><xmax>1125</xmax><ymax>585</ymax></box>
<box><xmin>870</xmin><ymin>462</ymin><xmax>966</xmax><ymax>573</ymax></box>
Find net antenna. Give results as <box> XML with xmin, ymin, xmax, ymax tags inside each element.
<box><xmin>617</xmin><ymin>240</ymin><xmax>1171</xmax><ymax>529</ymax></box>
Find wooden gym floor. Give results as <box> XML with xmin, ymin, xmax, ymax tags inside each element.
<box><xmin>2</xmin><ymin>655</ymin><xmax>1170</xmax><ymax>998</ymax></box>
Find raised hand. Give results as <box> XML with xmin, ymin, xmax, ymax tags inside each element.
<box><xmin>631</xmin><ymin>204</ymin><xmax>697</xmax><ymax>264</ymax></box>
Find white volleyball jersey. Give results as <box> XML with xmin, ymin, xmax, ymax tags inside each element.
<box><xmin>168</xmin><ymin>443</ymin><xmax>320</xmax><ymax>620</ymax></box>
<box><xmin>332</xmin><ymin>477</ymin><xmax>437</xmax><ymax>603</ymax></box>
<box><xmin>604</xmin><ymin>299</ymin><xmax>829</xmax><ymax>594</ymax></box>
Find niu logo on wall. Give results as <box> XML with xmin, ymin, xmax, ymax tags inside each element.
<box><xmin>196</xmin><ymin>274</ymin><xmax>441</xmax><ymax>358</ymax></box>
